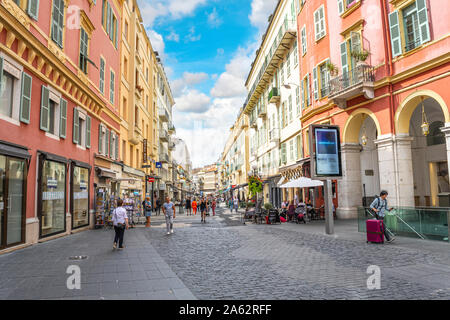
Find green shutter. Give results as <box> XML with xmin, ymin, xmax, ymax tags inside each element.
<box><xmin>102</xmin><ymin>0</ymin><xmax>105</xmax><ymax>28</ymax></box>
<box><xmin>388</xmin><ymin>11</ymin><xmax>402</xmax><ymax>57</ymax></box>
<box><xmin>27</xmin><ymin>0</ymin><xmax>39</xmax><ymax>20</ymax></box>
<box><xmin>40</xmin><ymin>86</ymin><xmax>50</xmax><ymax>132</ymax></box>
<box><xmin>115</xmin><ymin>133</ymin><xmax>119</xmax><ymax>160</ymax></box>
<box><xmin>59</xmin><ymin>98</ymin><xmax>67</xmax><ymax>138</ymax></box>
<box><xmin>313</xmin><ymin>67</ymin><xmax>318</xmax><ymax>100</ymax></box>
<box><xmin>416</xmin><ymin>0</ymin><xmax>430</xmax><ymax>44</ymax></box>
<box><xmin>115</xmin><ymin>16</ymin><xmax>118</xmax><ymax>48</ymax></box>
<box><xmin>20</xmin><ymin>72</ymin><xmax>32</xmax><ymax>124</ymax></box>
<box><xmin>105</xmin><ymin>129</ymin><xmax>109</xmax><ymax>156</ymax></box>
<box><xmin>306</xmin><ymin>74</ymin><xmax>310</xmax><ymax>106</ymax></box>
<box><xmin>106</xmin><ymin>3</ymin><xmax>111</xmax><ymax>36</ymax></box>
<box><xmin>98</xmin><ymin>124</ymin><xmax>103</xmax><ymax>154</ymax></box>
<box><xmin>300</xmin><ymin>81</ymin><xmax>304</xmax><ymax>109</ymax></box>
<box><xmin>340</xmin><ymin>41</ymin><xmax>348</xmax><ymax>74</ymax></box>
<box><xmin>86</xmin><ymin>115</ymin><xmax>91</xmax><ymax>148</ymax></box>
<box><xmin>338</xmin><ymin>0</ymin><xmax>344</xmax><ymax>15</ymax></box>
<box><xmin>99</xmin><ymin>58</ymin><xmax>105</xmax><ymax>94</ymax></box>
<box><xmin>73</xmin><ymin>108</ymin><xmax>79</xmax><ymax>144</ymax></box>
<box><xmin>109</xmin><ymin>131</ymin><xmax>114</xmax><ymax>158</ymax></box>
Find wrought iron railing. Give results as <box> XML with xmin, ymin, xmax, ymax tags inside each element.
<box><xmin>329</xmin><ymin>65</ymin><xmax>374</xmax><ymax>96</ymax></box>
<box><xmin>405</xmin><ymin>37</ymin><xmax>422</xmax><ymax>52</ymax></box>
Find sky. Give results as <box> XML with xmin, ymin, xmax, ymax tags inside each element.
<box><xmin>137</xmin><ymin>0</ymin><xmax>278</xmax><ymax>169</ymax></box>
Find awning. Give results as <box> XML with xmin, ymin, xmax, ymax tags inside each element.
<box><xmin>123</xmin><ymin>165</ymin><xmax>146</xmax><ymax>177</ymax></box>
<box><xmin>71</xmin><ymin>159</ymin><xmax>91</xmax><ymax>170</ymax></box>
<box><xmin>0</xmin><ymin>140</ymin><xmax>31</xmax><ymax>160</ymax></box>
<box><xmin>96</xmin><ymin>167</ymin><xmax>117</xmax><ymax>178</ymax></box>
<box><xmin>280</xmin><ymin>177</ymin><xmax>323</xmax><ymax>188</ymax></box>
<box><xmin>277</xmin><ymin>176</ymin><xmax>285</xmax><ymax>186</ymax></box>
<box><xmin>38</xmin><ymin>150</ymin><xmax>68</xmax><ymax>163</ymax></box>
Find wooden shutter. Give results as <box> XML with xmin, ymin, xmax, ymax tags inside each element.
<box><xmin>40</xmin><ymin>86</ymin><xmax>50</xmax><ymax>131</ymax></box>
<box><xmin>20</xmin><ymin>72</ymin><xmax>32</xmax><ymax>124</ymax></box>
<box><xmin>388</xmin><ymin>11</ymin><xmax>402</xmax><ymax>57</ymax></box>
<box><xmin>109</xmin><ymin>131</ymin><xmax>114</xmax><ymax>158</ymax></box>
<box><xmin>314</xmin><ymin>10</ymin><xmax>319</xmax><ymax>40</ymax></box>
<box><xmin>115</xmin><ymin>134</ymin><xmax>119</xmax><ymax>160</ymax></box>
<box><xmin>338</xmin><ymin>0</ymin><xmax>344</xmax><ymax>15</ymax></box>
<box><xmin>300</xmin><ymin>80</ymin><xmax>304</xmax><ymax>109</ymax></box>
<box><xmin>73</xmin><ymin>108</ymin><xmax>79</xmax><ymax>144</ymax></box>
<box><xmin>56</xmin><ymin>0</ymin><xmax>64</xmax><ymax>47</ymax></box>
<box><xmin>0</xmin><ymin>58</ymin><xmax>3</xmax><ymax>86</ymax></box>
<box><xmin>59</xmin><ymin>98</ymin><xmax>67</xmax><ymax>138</ymax></box>
<box><xmin>319</xmin><ymin>7</ymin><xmax>325</xmax><ymax>38</ymax></box>
<box><xmin>301</xmin><ymin>26</ymin><xmax>306</xmax><ymax>55</ymax></box>
<box><xmin>102</xmin><ymin>0</ymin><xmax>105</xmax><ymax>28</ymax></box>
<box><xmin>106</xmin><ymin>3</ymin><xmax>111</xmax><ymax>37</ymax></box>
<box><xmin>312</xmin><ymin>67</ymin><xmax>318</xmax><ymax>100</ymax></box>
<box><xmin>86</xmin><ymin>115</ymin><xmax>91</xmax><ymax>148</ymax></box>
<box><xmin>351</xmin><ymin>31</ymin><xmax>361</xmax><ymax>53</ymax></box>
<box><xmin>115</xmin><ymin>16</ymin><xmax>118</xmax><ymax>48</ymax></box>
<box><xmin>105</xmin><ymin>129</ymin><xmax>110</xmax><ymax>156</ymax></box>
<box><xmin>416</xmin><ymin>0</ymin><xmax>430</xmax><ymax>44</ymax></box>
<box><xmin>340</xmin><ymin>42</ymin><xmax>349</xmax><ymax>74</ymax></box>
<box><xmin>27</xmin><ymin>0</ymin><xmax>39</xmax><ymax>20</ymax></box>
<box><xmin>98</xmin><ymin>124</ymin><xmax>103</xmax><ymax>154</ymax></box>
<box><xmin>306</xmin><ymin>74</ymin><xmax>311</xmax><ymax>106</ymax></box>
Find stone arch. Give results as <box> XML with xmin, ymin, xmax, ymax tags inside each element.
<box><xmin>395</xmin><ymin>90</ymin><xmax>450</xmax><ymax>134</ymax></box>
<box><xmin>342</xmin><ymin>108</ymin><xmax>382</xmax><ymax>144</ymax></box>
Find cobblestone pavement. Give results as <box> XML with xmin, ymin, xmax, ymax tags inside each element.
<box><xmin>1</xmin><ymin>205</ymin><xmax>449</xmax><ymax>300</ymax></box>
<box><xmin>146</xmin><ymin>205</ymin><xmax>450</xmax><ymax>300</ymax></box>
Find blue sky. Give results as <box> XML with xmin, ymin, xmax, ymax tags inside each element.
<box><xmin>137</xmin><ymin>0</ymin><xmax>278</xmax><ymax>168</ymax></box>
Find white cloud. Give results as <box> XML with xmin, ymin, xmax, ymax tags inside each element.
<box><xmin>147</xmin><ymin>29</ymin><xmax>165</xmax><ymax>56</ymax></box>
<box><xmin>249</xmin><ymin>0</ymin><xmax>278</xmax><ymax>32</ymax></box>
<box><xmin>207</xmin><ymin>7</ymin><xmax>222</xmax><ymax>28</ymax></box>
<box><xmin>138</xmin><ymin>0</ymin><xmax>207</xmax><ymax>27</ymax></box>
<box><xmin>184</xmin><ymin>26</ymin><xmax>202</xmax><ymax>42</ymax></box>
<box><xmin>171</xmin><ymin>72</ymin><xmax>209</xmax><ymax>97</ymax></box>
<box><xmin>175</xmin><ymin>90</ymin><xmax>211</xmax><ymax>113</ymax></box>
<box><xmin>167</xmin><ymin>31</ymin><xmax>180</xmax><ymax>42</ymax></box>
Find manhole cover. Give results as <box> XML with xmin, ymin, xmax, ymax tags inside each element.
<box><xmin>68</xmin><ymin>255</ymin><xmax>88</xmax><ymax>260</ymax></box>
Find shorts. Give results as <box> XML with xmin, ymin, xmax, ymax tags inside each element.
<box><xmin>145</xmin><ymin>210</ymin><xmax>152</xmax><ymax>217</ymax></box>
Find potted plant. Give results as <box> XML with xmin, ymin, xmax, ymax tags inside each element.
<box><xmin>326</xmin><ymin>61</ymin><xmax>339</xmax><ymax>77</ymax></box>
<box><xmin>351</xmin><ymin>49</ymin><xmax>370</xmax><ymax>66</ymax></box>
<box><xmin>264</xmin><ymin>202</ymin><xmax>273</xmax><ymax>211</ymax></box>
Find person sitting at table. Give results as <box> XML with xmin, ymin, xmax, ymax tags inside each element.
<box><xmin>287</xmin><ymin>201</ymin><xmax>296</xmax><ymax>222</ymax></box>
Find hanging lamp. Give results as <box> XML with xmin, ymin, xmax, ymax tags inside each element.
<box><xmin>421</xmin><ymin>97</ymin><xmax>430</xmax><ymax>136</ymax></box>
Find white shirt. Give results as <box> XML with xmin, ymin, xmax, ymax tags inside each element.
<box><xmin>112</xmin><ymin>207</ymin><xmax>128</xmax><ymax>226</ymax></box>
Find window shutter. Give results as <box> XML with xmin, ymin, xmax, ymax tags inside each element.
<box><xmin>59</xmin><ymin>98</ymin><xmax>67</xmax><ymax>138</ymax></box>
<box><xmin>312</xmin><ymin>67</ymin><xmax>318</xmax><ymax>100</ymax></box>
<box><xmin>102</xmin><ymin>0</ymin><xmax>105</xmax><ymax>28</ymax></box>
<box><xmin>340</xmin><ymin>42</ymin><xmax>349</xmax><ymax>74</ymax></box>
<box><xmin>73</xmin><ymin>108</ymin><xmax>79</xmax><ymax>144</ymax></box>
<box><xmin>27</xmin><ymin>0</ymin><xmax>39</xmax><ymax>20</ymax></box>
<box><xmin>338</xmin><ymin>0</ymin><xmax>344</xmax><ymax>15</ymax></box>
<box><xmin>105</xmin><ymin>129</ymin><xmax>110</xmax><ymax>156</ymax></box>
<box><xmin>86</xmin><ymin>115</ymin><xmax>91</xmax><ymax>148</ymax></box>
<box><xmin>351</xmin><ymin>31</ymin><xmax>361</xmax><ymax>53</ymax></box>
<box><xmin>0</xmin><ymin>58</ymin><xmax>3</xmax><ymax>86</ymax></box>
<box><xmin>109</xmin><ymin>9</ymin><xmax>114</xmax><ymax>41</ymax></box>
<box><xmin>106</xmin><ymin>3</ymin><xmax>111</xmax><ymax>37</ymax></box>
<box><xmin>319</xmin><ymin>7</ymin><xmax>325</xmax><ymax>38</ymax></box>
<box><xmin>20</xmin><ymin>72</ymin><xmax>32</xmax><ymax>124</ymax></box>
<box><xmin>416</xmin><ymin>0</ymin><xmax>430</xmax><ymax>44</ymax></box>
<box><xmin>314</xmin><ymin>10</ymin><xmax>319</xmax><ymax>40</ymax></box>
<box><xmin>109</xmin><ymin>132</ymin><xmax>114</xmax><ymax>158</ymax></box>
<box><xmin>306</xmin><ymin>74</ymin><xmax>311</xmax><ymax>106</ymax></box>
<box><xmin>98</xmin><ymin>124</ymin><xmax>103</xmax><ymax>154</ymax></box>
<box><xmin>40</xmin><ymin>86</ymin><xmax>50</xmax><ymax>132</ymax></box>
<box><xmin>115</xmin><ymin>134</ymin><xmax>119</xmax><ymax>160</ymax></box>
<box><xmin>300</xmin><ymin>81</ymin><xmax>304</xmax><ymax>109</ymax></box>
<box><xmin>99</xmin><ymin>58</ymin><xmax>105</xmax><ymax>94</ymax></box>
<box><xmin>115</xmin><ymin>18</ymin><xmax>118</xmax><ymax>48</ymax></box>
<box><xmin>388</xmin><ymin>11</ymin><xmax>402</xmax><ymax>57</ymax></box>
<box><xmin>57</xmin><ymin>0</ymin><xmax>64</xmax><ymax>47</ymax></box>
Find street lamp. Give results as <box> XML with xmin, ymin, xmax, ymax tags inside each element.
<box><xmin>281</xmin><ymin>83</ymin><xmax>300</xmax><ymax>90</ymax></box>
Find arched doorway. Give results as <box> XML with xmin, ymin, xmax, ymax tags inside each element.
<box><xmin>338</xmin><ymin>109</ymin><xmax>381</xmax><ymax>218</ymax></box>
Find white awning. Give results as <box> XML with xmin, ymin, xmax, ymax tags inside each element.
<box><xmin>280</xmin><ymin>177</ymin><xmax>323</xmax><ymax>188</ymax></box>
<box><xmin>277</xmin><ymin>176</ymin><xmax>285</xmax><ymax>186</ymax></box>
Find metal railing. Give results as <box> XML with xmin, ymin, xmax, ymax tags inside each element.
<box><xmin>329</xmin><ymin>65</ymin><xmax>374</xmax><ymax>97</ymax></box>
<box><xmin>405</xmin><ymin>37</ymin><xmax>421</xmax><ymax>52</ymax></box>
<box><xmin>358</xmin><ymin>206</ymin><xmax>449</xmax><ymax>242</ymax></box>
<box><xmin>268</xmin><ymin>87</ymin><xmax>279</xmax><ymax>102</ymax></box>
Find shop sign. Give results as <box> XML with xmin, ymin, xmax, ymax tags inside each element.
<box><xmin>0</xmin><ymin>202</ymin><xmax>3</xmax><ymax>210</ymax></box>
<box><xmin>43</xmin><ymin>191</ymin><xmax>65</xmax><ymax>200</ymax></box>
<box><xmin>143</xmin><ymin>139</ymin><xmax>148</xmax><ymax>163</ymax></box>
<box><xmin>309</xmin><ymin>124</ymin><xmax>342</xmax><ymax>179</ymax></box>
<box><xmin>47</xmin><ymin>178</ymin><xmax>58</xmax><ymax>188</ymax></box>
<box><xmin>74</xmin><ymin>191</ymin><xmax>88</xmax><ymax>200</ymax></box>
<box><xmin>79</xmin><ymin>180</ymin><xmax>88</xmax><ymax>190</ymax></box>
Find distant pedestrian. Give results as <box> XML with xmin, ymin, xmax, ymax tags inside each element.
<box><xmin>200</xmin><ymin>199</ymin><xmax>207</xmax><ymax>223</ymax></box>
<box><xmin>212</xmin><ymin>198</ymin><xmax>216</xmax><ymax>216</ymax></box>
<box><xmin>156</xmin><ymin>198</ymin><xmax>161</xmax><ymax>216</ymax></box>
<box><xmin>229</xmin><ymin>198</ymin><xmax>233</xmax><ymax>212</ymax></box>
<box><xmin>185</xmin><ymin>197</ymin><xmax>192</xmax><ymax>215</ymax></box>
<box><xmin>162</xmin><ymin>197</ymin><xmax>176</xmax><ymax>235</ymax></box>
<box><xmin>143</xmin><ymin>196</ymin><xmax>152</xmax><ymax>227</ymax></box>
<box><xmin>112</xmin><ymin>199</ymin><xmax>129</xmax><ymax>250</ymax></box>
<box><xmin>370</xmin><ymin>190</ymin><xmax>395</xmax><ymax>243</ymax></box>
<box><xmin>192</xmin><ymin>199</ymin><xmax>198</xmax><ymax>215</ymax></box>
<box><xmin>233</xmin><ymin>197</ymin><xmax>239</xmax><ymax>213</ymax></box>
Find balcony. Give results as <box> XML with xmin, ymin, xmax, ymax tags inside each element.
<box><xmin>159</xmin><ymin>129</ymin><xmax>169</xmax><ymax>142</ymax></box>
<box><xmin>243</xmin><ymin>18</ymin><xmax>297</xmax><ymax>112</ymax></box>
<box><xmin>329</xmin><ymin>64</ymin><xmax>375</xmax><ymax>109</ymax></box>
<box><xmin>268</xmin><ymin>87</ymin><xmax>280</xmax><ymax>104</ymax></box>
<box><xmin>160</xmin><ymin>152</ymin><xmax>169</xmax><ymax>163</ymax></box>
<box><xmin>258</xmin><ymin>103</ymin><xmax>267</xmax><ymax>118</ymax></box>
<box><xmin>269</xmin><ymin>129</ymin><xmax>280</xmax><ymax>143</ymax></box>
<box><xmin>158</xmin><ymin>107</ymin><xmax>169</xmax><ymax>122</ymax></box>
<box><xmin>250</xmin><ymin>114</ymin><xmax>257</xmax><ymax>128</ymax></box>
<box><xmin>168</xmin><ymin>122</ymin><xmax>176</xmax><ymax>133</ymax></box>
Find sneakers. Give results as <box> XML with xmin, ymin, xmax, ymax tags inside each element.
<box><xmin>167</xmin><ymin>232</ymin><xmax>170</xmax><ymax>235</ymax></box>
<box><xmin>170</xmin><ymin>229</ymin><xmax>174</xmax><ymax>234</ymax></box>
<box><xmin>113</xmin><ymin>242</ymin><xmax>117</xmax><ymax>250</ymax></box>
<box><xmin>386</xmin><ymin>237</ymin><xmax>395</xmax><ymax>243</ymax></box>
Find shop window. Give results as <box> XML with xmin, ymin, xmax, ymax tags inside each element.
<box><xmin>426</xmin><ymin>121</ymin><xmax>445</xmax><ymax>146</ymax></box>
<box><xmin>389</xmin><ymin>0</ymin><xmax>430</xmax><ymax>57</ymax></box>
<box><xmin>72</xmin><ymin>166</ymin><xmax>89</xmax><ymax>229</ymax></box>
<box><xmin>51</xmin><ymin>0</ymin><xmax>65</xmax><ymax>48</ymax></box>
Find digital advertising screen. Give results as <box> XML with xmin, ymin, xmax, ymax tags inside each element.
<box><xmin>310</xmin><ymin>125</ymin><xmax>342</xmax><ymax>178</ymax></box>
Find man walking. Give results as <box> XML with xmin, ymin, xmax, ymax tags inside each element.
<box><xmin>155</xmin><ymin>198</ymin><xmax>161</xmax><ymax>216</ymax></box>
<box><xmin>162</xmin><ymin>197</ymin><xmax>176</xmax><ymax>235</ymax></box>
<box><xmin>370</xmin><ymin>190</ymin><xmax>395</xmax><ymax>243</ymax></box>
<box><xmin>233</xmin><ymin>197</ymin><xmax>239</xmax><ymax>213</ymax></box>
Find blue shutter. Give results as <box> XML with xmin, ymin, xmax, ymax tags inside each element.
<box><xmin>86</xmin><ymin>115</ymin><xmax>91</xmax><ymax>148</ymax></box>
<box><xmin>40</xmin><ymin>86</ymin><xmax>50</xmax><ymax>131</ymax></box>
<box><xmin>73</xmin><ymin>108</ymin><xmax>79</xmax><ymax>144</ymax></box>
<box><xmin>388</xmin><ymin>11</ymin><xmax>402</xmax><ymax>57</ymax></box>
<box><xmin>20</xmin><ymin>72</ymin><xmax>32</xmax><ymax>124</ymax></box>
<box><xmin>416</xmin><ymin>0</ymin><xmax>430</xmax><ymax>44</ymax></box>
<box><xmin>27</xmin><ymin>0</ymin><xmax>39</xmax><ymax>20</ymax></box>
<box><xmin>59</xmin><ymin>98</ymin><xmax>67</xmax><ymax>138</ymax></box>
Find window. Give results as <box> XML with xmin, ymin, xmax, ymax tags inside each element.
<box><xmin>305</xmin><ymin>129</ymin><xmax>310</xmax><ymax>156</ymax></box>
<box><xmin>338</xmin><ymin>0</ymin><xmax>361</xmax><ymax>15</ymax></box>
<box><xmin>14</xmin><ymin>0</ymin><xmax>39</xmax><ymax>20</ymax></box>
<box><xmin>286</xmin><ymin>52</ymin><xmax>291</xmax><ymax>77</ymax></box>
<box><xmin>102</xmin><ymin>0</ymin><xmax>119</xmax><ymax>48</ymax></box>
<box><xmin>98</xmin><ymin>124</ymin><xmax>107</xmax><ymax>155</ymax></box>
<box><xmin>293</xmin><ymin>40</ymin><xmax>298</xmax><ymax>66</ymax></box>
<box><xmin>296</xmin><ymin>86</ymin><xmax>300</xmax><ymax>114</ymax></box>
<box><xmin>296</xmin><ymin>134</ymin><xmax>303</xmax><ymax>159</ymax></box>
<box><xmin>427</xmin><ymin>121</ymin><xmax>445</xmax><ymax>146</ymax></box>
<box><xmin>109</xmin><ymin>70</ymin><xmax>115</xmax><ymax>104</ymax></box>
<box><xmin>40</xmin><ymin>86</ymin><xmax>67</xmax><ymax>139</ymax></box>
<box><xmin>313</xmin><ymin>59</ymin><xmax>331</xmax><ymax>100</ymax></box>
<box><xmin>288</xmin><ymin>95</ymin><xmax>293</xmax><ymax>123</ymax></box>
<box><xmin>389</xmin><ymin>0</ymin><xmax>430</xmax><ymax>57</ymax></box>
<box><xmin>301</xmin><ymin>74</ymin><xmax>311</xmax><ymax>108</ymax></box>
<box><xmin>301</xmin><ymin>26</ymin><xmax>307</xmax><ymax>55</ymax></box>
<box><xmin>79</xmin><ymin>28</ymin><xmax>89</xmax><ymax>74</ymax></box>
<box><xmin>0</xmin><ymin>69</ymin><xmax>15</xmax><ymax>118</ymax></box>
<box><xmin>122</xmin><ymin>140</ymin><xmax>126</xmax><ymax>161</ymax></box>
<box><xmin>51</xmin><ymin>0</ymin><xmax>65</xmax><ymax>48</ymax></box>
<box><xmin>99</xmin><ymin>58</ymin><xmax>105</xmax><ymax>94</ymax></box>
<box><xmin>313</xmin><ymin>6</ymin><xmax>326</xmax><ymax>41</ymax></box>
<box><xmin>280</xmin><ymin>143</ymin><xmax>287</xmax><ymax>165</ymax></box>
<box><xmin>73</xmin><ymin>108</ymin><xmax>91</xmax><ymax>148</ymax></box>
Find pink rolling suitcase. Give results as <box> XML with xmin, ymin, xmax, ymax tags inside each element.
<box><xmin>366</xmin><ymin>219</ymin><xmax>384</xmax><ymax>244</ymax></box>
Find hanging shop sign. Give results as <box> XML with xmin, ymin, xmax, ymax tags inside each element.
<box><xmin>309</xmin><ymin>124</ymin><xmax>342</xmax><ymax>179</ymax></box>
<box><xmin>143</xmin><ymin>139</ymin><xmax>148</xmax><ymax>163</ymax></box>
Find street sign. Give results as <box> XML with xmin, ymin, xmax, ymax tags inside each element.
<box><xmin>156</xmin><ymin>162</ymin><xmax>162</xmax><ymax>168</ymax></box>
<box><xmin>147</xmin><ymin>177</ymin><xmax>155</xmax><ymax>183</ymax></box>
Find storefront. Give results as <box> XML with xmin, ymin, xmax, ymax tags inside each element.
<box><xmin>70</xmin><ymin>160</ymin><xmax>91</xmax><ymax>230</ymax></box>
<box><xmin>0</xmin><ymin>141</ymin><xmax>30</xmax><ymax>249</ymax></box>
<box><xmin>37</xmin><ymin>152</ymin><xmax>67</xmax><ymax>239</ymax></box>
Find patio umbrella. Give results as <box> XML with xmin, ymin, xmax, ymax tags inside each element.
<box><xmin>280</xmin><ymin>177</ymin><xmax>324</xmax><ymax>188</ymax></box>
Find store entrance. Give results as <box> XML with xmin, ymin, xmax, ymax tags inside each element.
<box><xmin>0</xmin><ymin>155</ymin><xmax>26</xmax><ymax>249</ymax></box>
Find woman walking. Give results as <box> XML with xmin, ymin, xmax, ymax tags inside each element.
<box><xmin>112</xmin><ymin>199</ymin><xmax>129</xmax><ymax>250</ymax></box>
<box><xmin>185</xmin><ymin>197</ymin><xmax>192</xmax><ymax>216</ymax></box>
<box><xmin>192</xmin><ymin>198</ymin><xmax>198</xmax><ymax>215</ymax></box>
<box><xmin>143</xmin><ymin>196</ymin><xmax>152</xmax><ymax>227</ymax></box>
<box><xmin>200</xmin><ymin>198</ymin><xmax>207</xmax><ymax>223</ymax></box>
<box><xmin>212</xmin><ymin>198</ymin><xmax>217</xmax><ymax>216</ymax></box>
